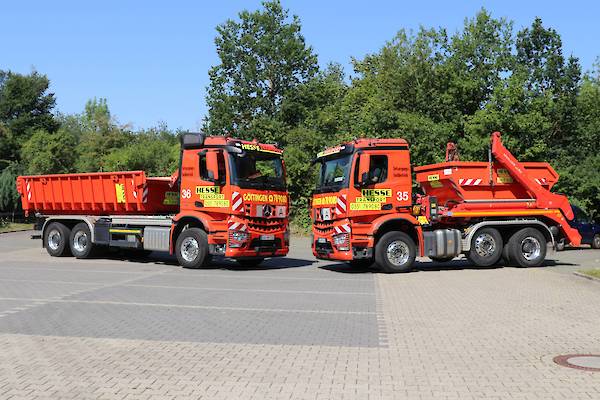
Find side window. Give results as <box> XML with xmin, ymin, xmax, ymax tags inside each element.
<box><xmin>199</xmin><ymin>153</ymin><xmax>209</xmax><ymax>180</ymax></box>
<box><xmin>369</xmin><ymin>155</ymin><xmax>388</xmax><ymax>184</ymax></box>
<box><xmin>198</xmin><ymin>151</ymin><xmax>226</xmax><ymax>183</ymax></box>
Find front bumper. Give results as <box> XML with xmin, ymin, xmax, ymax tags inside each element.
<box><xmin>312</xmin><ymin>230</ymin><xmax>373</xmax><ymax>261</ymax></box>
<box><xmin>215</xmin><ymin>230</ymin><xmax>289</xmax><ymax>258</ymax></box>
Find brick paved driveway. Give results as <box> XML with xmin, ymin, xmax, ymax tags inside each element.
<box><xmin>0</xmin><ymin>230</ymin><xmax>599</xmax><ymax>399</ymax></box>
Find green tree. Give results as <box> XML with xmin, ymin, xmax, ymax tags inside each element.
<box><xmin>21</xmin><ymin>128</ymin><xmax>78</xmax><ymax>174</ymax></box>
<box><xmin>101</xmin><ymin>128</ymin><xmax>179</xmax><ymax>176</ymax></box>
<box><xmin>72</xmin><ymin>98</ymin><xmax>133</xmax><ymax>172</ymax></box>
<box><xmin>205</xmin><ymin>0</ymin><xmax>318</xmax><ymax>140</ymax></box>
<box><xmin>0</xmin><ymin>162</ymin><xmax>22</xmax><ymax>215</ymax></box>
<box><xmin>0</xmin><ymin>70</ymin><xmax>59</xmax><ymax>163</ymax></box>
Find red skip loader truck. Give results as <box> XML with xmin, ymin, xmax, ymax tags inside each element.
<box><xmin>16</xmin><ymin>133</ymin><xmax>290</xmax><ymax>268</ymax></box>
<box><xmin>311</xmin><ymin>131</ymin><xmax>581</xmax><ymax>272</ymax></box>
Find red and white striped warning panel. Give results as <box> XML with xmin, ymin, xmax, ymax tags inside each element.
<box><xmin>228</xmin><ymin>221</ymin><xmax>247</xmax><ymax>231</ymax></box>
<box><xmin>458</xmin><ymin>178</ymin><xmax>482</xmax><ymax>186</ymax></box>
<box><xmin>334</xmin><ymin>224</ymin><xmax>351</xmax><ymax>234</ymax></box>
<box><xmin>142</xmin><ymin>184</ymin><xmax>149</xmax><ymax>203</ymax></box>
<box><xmin>26</xmin><ymin>180</ymin><xmax>32</xmax><ymax>201</ymax></box>
<box><xmin>231</xmin><ymin>191</ymin><xmax>243</xmax><ymax>212</ymax></box>
<box><xmin>335</xmin><ymin>194</ymin><xmax>347</xmax><ymax>215</ymax></box>
<box><xmin>131</xmin><ymin>179</ymin><xmax>138</xmax><ymax>200</ymax></box>
<box><xmin>534</xmin><ymin>178</ymin><xmax>548</xmax><ymax>185</ymax></box>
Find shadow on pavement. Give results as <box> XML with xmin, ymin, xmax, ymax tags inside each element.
<box><xmin>97</xmin><ymin>249</ymin><xmax>315</xmax><ymax>271</ymax></box>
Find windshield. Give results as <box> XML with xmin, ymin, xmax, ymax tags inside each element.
<box><xmin>315</xmin><ymin>154</ymin><xmax>352</xmax><ymax>193</ymax></box>
<box><xmin>230</xmin><ymin>151</ymin><xmax>286</xmax><ymax>190</ymax></box>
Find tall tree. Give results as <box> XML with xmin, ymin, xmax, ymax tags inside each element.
<box><xmin>205</xmin><ymin>0</ymin><xmax>318</xmax><ymax>141</ymax></box>
<box><xmin>0</xmin><ymin>70</ymin><xmax>59</xmax><ymax>163</ymax></box>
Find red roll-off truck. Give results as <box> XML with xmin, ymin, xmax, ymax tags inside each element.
<box><xmin>16</xmin><ymin>133</ymin><xmax>290</xmax><ymax>268</ymax></box>
<box><xmin>311</xmin><ymin>131</ymin><xmax>581</xmax><ymax>272</ymax></box>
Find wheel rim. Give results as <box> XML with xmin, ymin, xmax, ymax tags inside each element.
<box><xmin>73</xmin><ymin>230</ymin><xmax>88</xmax><ymax>253</ymax></box>
<box><xmin>386</xmin><ymin>240</ymin><xmax>410</xmax><ymax>266</ymax></box>
<box><xmin>180</xmin><ymin>237</ymin><xmax>199</xmax><ymax>262</ymax></box>
<box><xmin>48</xmin><ymin>229</ymin><xmax>61</xmax><ymax>251</ymax></box>
<box><xmin>594</xmin><ymin>237</ymin><xmax>600</xmax><ymax>248</ymax></box>
<box><xmin>521</xmin><ymin>236</ymin><xmax>541</xmax><ymax>261</ymax></box>
<box><xmin>474</xmin><ymin>233</ymin><xmax>496</xmax><ymax>257</ymax></box>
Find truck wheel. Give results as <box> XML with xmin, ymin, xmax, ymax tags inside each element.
<box><xmin>592</xmin><ymin>234</ymin><xmax>600</xmax><ymax>249</ymax></box>
<box><xmin>236</xmin><ymin>258</ymin><xmax>264</xmax><ymax>268</ymax></box>
<box><xmin>501</xmin><ymin>243</ymin><xmax>513</xmax><ymax>266</ymax></box>
<box><xmin>375</xmin><ymin>231</ymin><xmax>416</xmax><ymax>273</ymax></box>
<box><xmin>508</xmin><ymin>227</ymin><xmax>547</xmax><ymax>267</ymax></box>
<box><xmin>176</xmin><ymin>228</ymin><xmax>209</xmax><ymax>269</ymax></box>
<box><xmin>468</xmin><ymin>227</ymin><xmax>503</xmax><ymax>267</ymax></box>
<box><xmin>69</xmin><ymin>222</ymin><xmax>95</xmax><ymax>259</ymax></box>
<box><xmin>44</xmin><ymin>222</ymin><xmax>71</xmax><ymax>257</ymax></box>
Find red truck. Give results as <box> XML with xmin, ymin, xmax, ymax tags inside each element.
<box><xmin>311</xmin><ymin>132</ymin><xmax>581</xmax><ymax>272</ymax></box>
<box><xmin>16</xmin><ymin>133</ymin><xmax>290</xmax><ymax>268</ymax></box>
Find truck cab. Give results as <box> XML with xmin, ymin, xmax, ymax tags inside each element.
<box><xmin>311</xmin><ymin>139</ymin><xmax>421</xmax><ymax>270</ymax></box>
<box><xmin>175</xmin><ymin>134</ymin><xmax>289</xmax><ymax>267</ymax></box>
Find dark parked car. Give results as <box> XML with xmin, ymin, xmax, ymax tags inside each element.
<box><xmin>557</xmin><ymin>206</ymin><xmax>600</xmax><ymax>250</ymax></box>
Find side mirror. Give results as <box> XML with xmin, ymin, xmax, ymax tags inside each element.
<box><xmin>358</xmin><ymin>153</ymin><xmax>371</xmax><ymax>186</ymax></box>
<box><xmin>206</xmin><ymin>151</ymin><xmax>220</xmax><ymax>182</ymax></box>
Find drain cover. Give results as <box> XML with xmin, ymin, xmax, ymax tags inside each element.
<box><xmin>554</xmin><ymin>354</ymin><xmax>600</xmax><ymax>371</ymax></box>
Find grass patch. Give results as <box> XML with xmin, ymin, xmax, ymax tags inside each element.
<box><xmin>578</xmin><ymin>269</ymin><xmax>600</xmax><ymax>279</ymax></box>
<box><xmin>0</xmin><ymin>222</ymin><xmax>33</xmax><ymax>233</ymax></box>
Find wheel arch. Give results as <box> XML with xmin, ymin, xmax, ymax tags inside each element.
<box><xmin>42</xmin><ymin>216</ymin><xmax>97</xmax><ymax>248</ymax></box>
<box><xmin>171</xmin><ymin>215</ymin><xmax>208</xmax><ymax>253</ymax></box>
<box><xmin>464</xmin><ymin>220</ymin><xmax>554</xmax><ymax>251</ymax></box>
<box><xmin>373</xmin><ymin>215</ymin><xmax>422</xmax><ymax>251</ymax></box>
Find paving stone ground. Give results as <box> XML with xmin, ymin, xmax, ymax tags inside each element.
<box><xmin>0</xmin><ymin>230</ymin><xmax>599</xmax><ymax>399</ymax></box>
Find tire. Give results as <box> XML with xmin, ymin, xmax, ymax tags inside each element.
<box><xmin>508</xmin><ymin>227</ymin><xmax>547</xmax><ymax>268</ymax></box>
<box><xmin>467</xmin><ymin>227</ymin><xmax>503</xmax><ymax>267</ymax></box>
<box><xmin>501</xmin><ymin>242</ymin><xmax>513</xmax><ymax>266</ymax></box>
<box><xmin>236</xmin><ymin>257</ymin><xmax>264</xmax><ymax>268</ymax></box>
<box><xmin>592</xmin><ymin>234</ymin><xmax>600</xmax><ymax>249</ymax></box>
<box><xmin>175</xmin><ymin>228</ymin><xmax>209</xmax><ymax>269</ymax></box>
<box><xmin>44</xmin><ymin>222</ymin><xmax>71</xmax><ymax>257</ymax></box>
<box><xmin>375</xmin><ymin>231</ymin><xmax>417</xmax><ymax>273</ymax></box>
<box><xmin>430</xmin><ymin>256</ymin><xmax>454</xmax><ymax>263</ymax></box>
<box><xmin>69</xmin><ymin>222</ymin><xmax>95</xmax><ymax>259</ymax></box>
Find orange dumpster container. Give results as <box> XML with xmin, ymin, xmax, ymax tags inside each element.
<box><xmin>16</xmin><ymin>171</ymin><xmax>179</xmax><ymax>216</ymax></box>
<box><xmin>414</xmin><ymin>161</ymin><xmax>559</xmax><ymax>208</ymax></box>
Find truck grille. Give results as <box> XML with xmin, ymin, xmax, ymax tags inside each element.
<box><xmin>313</xmin><ymin>220</ymin><xmax>334</xmax><ymax>235</ymax></box>
<box><xmin>245</xmin><ymin>217</ymin><xmax>286</xmax><ymax>233</ymax></box>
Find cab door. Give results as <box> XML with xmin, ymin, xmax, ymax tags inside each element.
<box><xmin>348</xmin><ymin>148</ymin><xmax>412</xmax><ymax>217</ymax></box>
<box><xmin>179</xmin><ymin>148</ymin><xmax>228</xmax><ymax>213</ymax></box>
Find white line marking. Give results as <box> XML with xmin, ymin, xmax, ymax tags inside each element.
<box><xmin>0</xmin><ymin>297</ymin><xmax>376</xmax><ymax>315</ymax></box>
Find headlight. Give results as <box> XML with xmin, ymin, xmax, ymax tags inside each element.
<box><xmin>333</xmin><ymin>233</ymin><xmax>350</xmax><ymax>251</ymax></box>
<box><xmin>229</xmin><ymin>230</ymin><xmax>249</xmax><ymax>248</ymax></box>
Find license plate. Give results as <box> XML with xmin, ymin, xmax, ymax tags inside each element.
<box><xmin>260</xmin><ymin>234</ymin><xmax>275</xmax><ymax>241</ymax></box>
<box><xmin>317</xmin><ymin>238</ymin><xmax>326</xmax><ymax>243</ymax></box>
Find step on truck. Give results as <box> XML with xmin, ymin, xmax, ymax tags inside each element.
<box><xmin>16</xmin><ymin>133</ymin><xmax>290</xmax><ymax>268</ymax></box>
<box><xmin>310</xmin><ymin>131</ymin><xmax>581</xmax><ymax>272</ymax></box>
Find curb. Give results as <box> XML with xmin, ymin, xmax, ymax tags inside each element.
<box><xmin>573</xmin><ymin>271</ymin><xmax>600</xmax><ymax>283</ymax></box>
<box><xmin>0</xmin><ymin>228</ymin><xmax>34</xmax><ymax>235</ymax></box>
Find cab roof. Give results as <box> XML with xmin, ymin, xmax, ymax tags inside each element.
<box><xmin>316</xmin><ymin>137</ymin><xmax>409</xmax><ymax>159</ymax></box>
<box><xmin>181</xmin><ymin>133</ymin><xmax>283</xmax><ymax>154</ymax></box>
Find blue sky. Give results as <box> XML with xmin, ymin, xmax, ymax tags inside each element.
<box><xmin>3</xmin><ymin>1</ymin><xmax>598</xmax><ymax>131</ymax></box>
